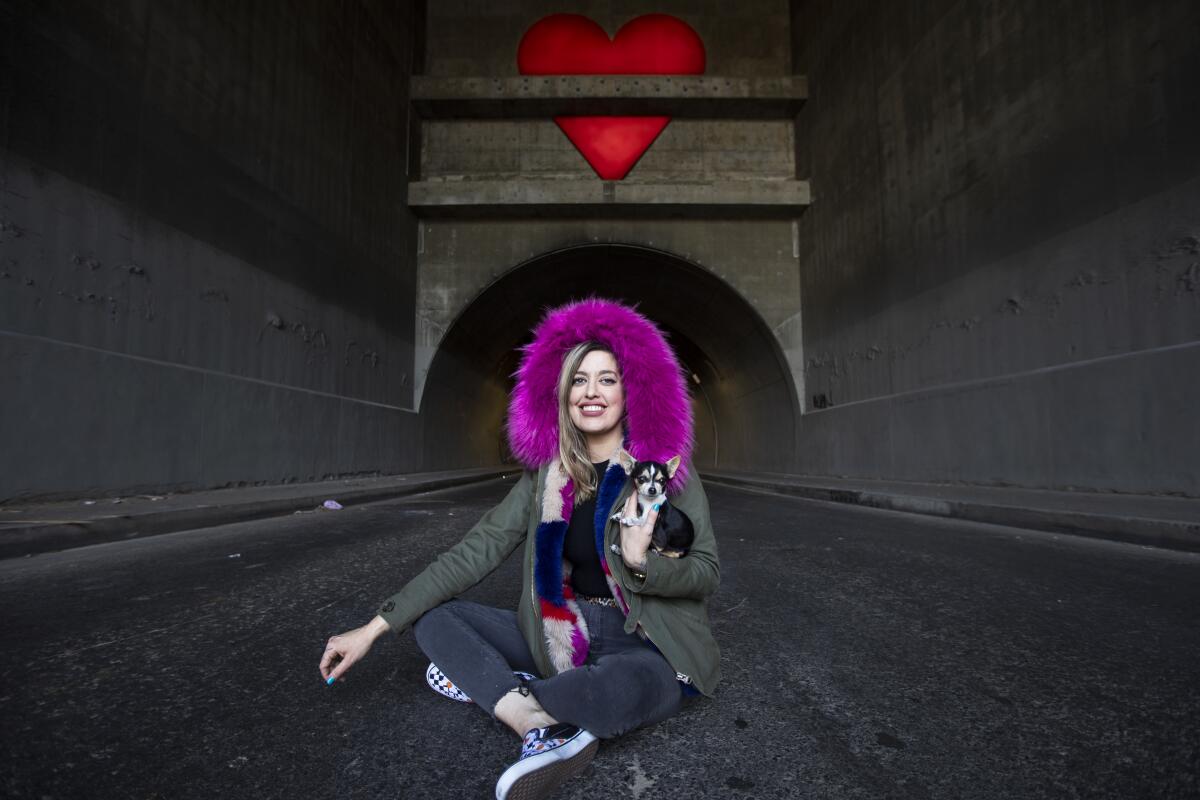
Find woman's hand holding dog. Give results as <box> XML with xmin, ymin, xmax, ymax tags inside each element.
<box><xmin>618</xmin><ymin>493</ymin><xmax>658</xmax><ymax>571</ymax></box>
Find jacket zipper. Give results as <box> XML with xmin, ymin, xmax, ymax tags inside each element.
<box><xmin>605</xmin><ymin>486</ymin><xmax>644</xmax><ymax>628</ymax></box>
<box><xmin>530</xmin><ymin>472</ymin><xmax>547</xmax><ymax>675</ymax></box>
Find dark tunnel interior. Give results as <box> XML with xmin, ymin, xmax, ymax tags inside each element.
<box><xmin>420</xmin><ymin>244</ymin><xmax>798</xmax><ymax>473</ymax></box>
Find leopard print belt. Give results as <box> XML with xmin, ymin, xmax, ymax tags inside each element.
<box><xmin>576</xmin><ymin>594</ymin><xmax>619</xmax><ymax>608</ymax></box>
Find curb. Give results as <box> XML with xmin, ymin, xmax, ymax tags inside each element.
<box><xmin>700</xmin><ymin>473</ymin><xmax>1200</xmax><ymax>553</ymax></box>
<box><xmin>0</xmin><ymin>470</ymin><xmax>514</xmax><ymax>560</ymax></box>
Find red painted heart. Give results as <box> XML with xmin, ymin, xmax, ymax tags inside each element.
<box><xmin>517</xmin><ymin>14</ymin><xmax>706</xmax><ymax>180</ymax></box>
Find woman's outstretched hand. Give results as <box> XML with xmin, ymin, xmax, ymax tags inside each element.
<box><xmin>619</xmin><ymin>493</ymin><xmax>658</xmax><ymax>571</ymax></box>
<box><xmin>319</xmin><ymin>615</ymin><xmax>390</xmax><ymax>684</ymax></box>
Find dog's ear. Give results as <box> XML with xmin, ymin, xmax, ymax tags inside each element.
<box><xmin>665</xmin><ymin>455</ymin><xmax>682</xmax><ymax>478</ymax></box>
<box><xmin>616</xmin><ymin>447</ymin><xmax>636</xmax><ymax>475</ymax></box>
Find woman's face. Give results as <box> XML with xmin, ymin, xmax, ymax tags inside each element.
<box><xmin>568</xmin><ymin>349</ymin><xmax>625</xmax><ymax>439</ymax></box>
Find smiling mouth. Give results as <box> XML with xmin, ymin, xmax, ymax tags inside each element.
<box><xmin>578</xmin><ymin>404</ymin><xmax>607</xmax><ymax>414</ymax></box>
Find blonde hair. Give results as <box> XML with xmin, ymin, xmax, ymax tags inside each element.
<box><xmin>556</xmin><ymin>341</ymin><xmax>621</xmax><ymax>501</ymax></box>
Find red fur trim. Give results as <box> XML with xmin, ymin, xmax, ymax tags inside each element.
<box><xmin>540</xmin><ymin>600</ymin><xmax>577</xmax><ymax>622</ymax></box>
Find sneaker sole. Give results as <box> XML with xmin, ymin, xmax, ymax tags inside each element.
<box><xmin>496</xmin><ymin>735</ymin><xmax>599</xmax><ymax>800</ymax></box>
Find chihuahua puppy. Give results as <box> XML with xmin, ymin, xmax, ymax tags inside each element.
<box><xmin>610</xmin><ymin>450</ymin><xmax>695</xmax><ymax>558</ymax></box>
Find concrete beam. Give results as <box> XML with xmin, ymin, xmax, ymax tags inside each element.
<box><xmin>411</xmin><ymin>75</ymin><xmax>807</xmax><ymax>119</ymax></box>
<box><xmin>407</xmin><ymin>179</ymin><xmax>811</xmax><ymax>219</ymax></box>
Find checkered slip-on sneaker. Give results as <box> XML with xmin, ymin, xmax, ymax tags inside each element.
<box><xmin>494</xmin><ymin>723</ymin><xmax>599</xmax><ymax>800</ymax></box>
<box><xmin>424</xmin><ymin>663</ymin><xmax>538</xmax><ymax>704</ymax></box>
<box><xmin>424</xmin><ymin>662</ymin><xmax>472</xmax><ymax>702</ymax></box>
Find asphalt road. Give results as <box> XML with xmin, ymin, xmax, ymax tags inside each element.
<box><xmin>1</xmin><ymin>478</ymin><xmax>1198</xmax><ymax>799</ymax></box>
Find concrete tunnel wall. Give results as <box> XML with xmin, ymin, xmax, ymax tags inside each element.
<box><xmin>419</xmin><ymin>245</ymin><xmax>798</xmax><ymax>473</ymax></box>
<box><xmin>0</xmin><ymin>0</ymin><xmax>423</xmax><ymax>501</ymax></box>
<box><xmin>2</xmin><ymin>0</ymin><xmax>1198</xmax><ymax>501</ymax></box>
<box><xmin>790</xmin><ymin>0</ymin><xmax>1200</xmax><ymax>494</ymax></box>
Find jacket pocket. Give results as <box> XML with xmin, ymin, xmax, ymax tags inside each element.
<box><xmin>637</xmin><ymin>596</ymin><xmax>720</xmax><ymax>688</ymax></box>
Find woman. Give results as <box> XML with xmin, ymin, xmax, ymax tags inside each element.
<box><xmin>319</xmin><ymin>298</ymin><xmax>720</xmax><ymax>800</ymax></box>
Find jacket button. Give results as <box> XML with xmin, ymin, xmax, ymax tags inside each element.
<box><xmin>379</xmin><ymin>600</ymin><xmax>395</xmax><ymax>613</ymax></box>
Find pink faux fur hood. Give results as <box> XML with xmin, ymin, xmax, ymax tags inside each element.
<box><xmin>506</xmin><ymin>297</ymin><xmax>694</xmax><ymax>492</ymax></box>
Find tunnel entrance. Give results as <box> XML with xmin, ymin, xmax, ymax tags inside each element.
<box><xmin>420</xmin><ymin>244</ymin><xmax>798</xmax><ymax>473</ymax></box>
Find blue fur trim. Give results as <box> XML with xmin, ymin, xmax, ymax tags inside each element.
<box><xmin>534</xmin><ymin>519</ymin><xmax>568</xmax><ymax>605</ymax></box>
<box><xmin>593</xmin><ymin>463</ymin><xmax>628</xmax><ymax>562</ymax></box>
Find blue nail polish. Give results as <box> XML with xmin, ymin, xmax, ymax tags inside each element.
<box><xmin>653</xmin><ymin>503</ymin><xmax>662</xmax><ymax>511</ymax></box>
<box><xmin>326</xmin><ymin>676</ymin><xmax>336</xmax><ymax>685</ymax></box>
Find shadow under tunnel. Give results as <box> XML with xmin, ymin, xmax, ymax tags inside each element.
<box><xmin>421</xmin><ymin>244</ymin><xmax>798</xmax><ymax>473</ymax></box>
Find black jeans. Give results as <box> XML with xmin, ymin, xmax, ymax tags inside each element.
<box><xmin>412</xmin><ymin>599</ymin><xmax>682</xmax><ymax>739</ymax></box>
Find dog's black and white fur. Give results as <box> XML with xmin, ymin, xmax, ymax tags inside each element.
<box><xmin>610</xmin><ymin>450</ymin><xmax>695</xmax><ymax>559</ymax></box>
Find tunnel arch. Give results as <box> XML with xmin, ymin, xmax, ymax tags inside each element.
<box><xmin>420</xmin><ymin>244</ymin><xmax>798</xmax><ymax>474</ymax></box>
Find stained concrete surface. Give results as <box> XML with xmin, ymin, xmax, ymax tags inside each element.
<box><xmin>704</xmin><ymin>470</ymin><xmax>1200</xmax><ymax>551</ymax></box>
<box><xmin>1</xmin><ymin>480</ymin><xmax>1198</xmax><ymax>799</ymax></box>
<box><xmin>407</xmin><ymin>178</ymin><xmax>811</xmax><ymax>217</ymax></box>
<box><xmin>410</xmin><ymin>75</ymin><xmax>808</xmax><ymax>119</ymax></box>
<box><xmin>0</xmin><ymin>467</ymin><xmax>510</xmax><ymax>559</ymax></box>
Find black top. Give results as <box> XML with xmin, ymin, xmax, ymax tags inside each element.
<box><xmin>565</xmin><ymin>460</ymin><xmax>613</xmax><ymax>598</ymax></box>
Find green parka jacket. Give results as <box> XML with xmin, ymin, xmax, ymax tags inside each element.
<box><xmin>375</xmin><ymin>464</ymin><xmax>722</xmax><ymax>697</ymax></box>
